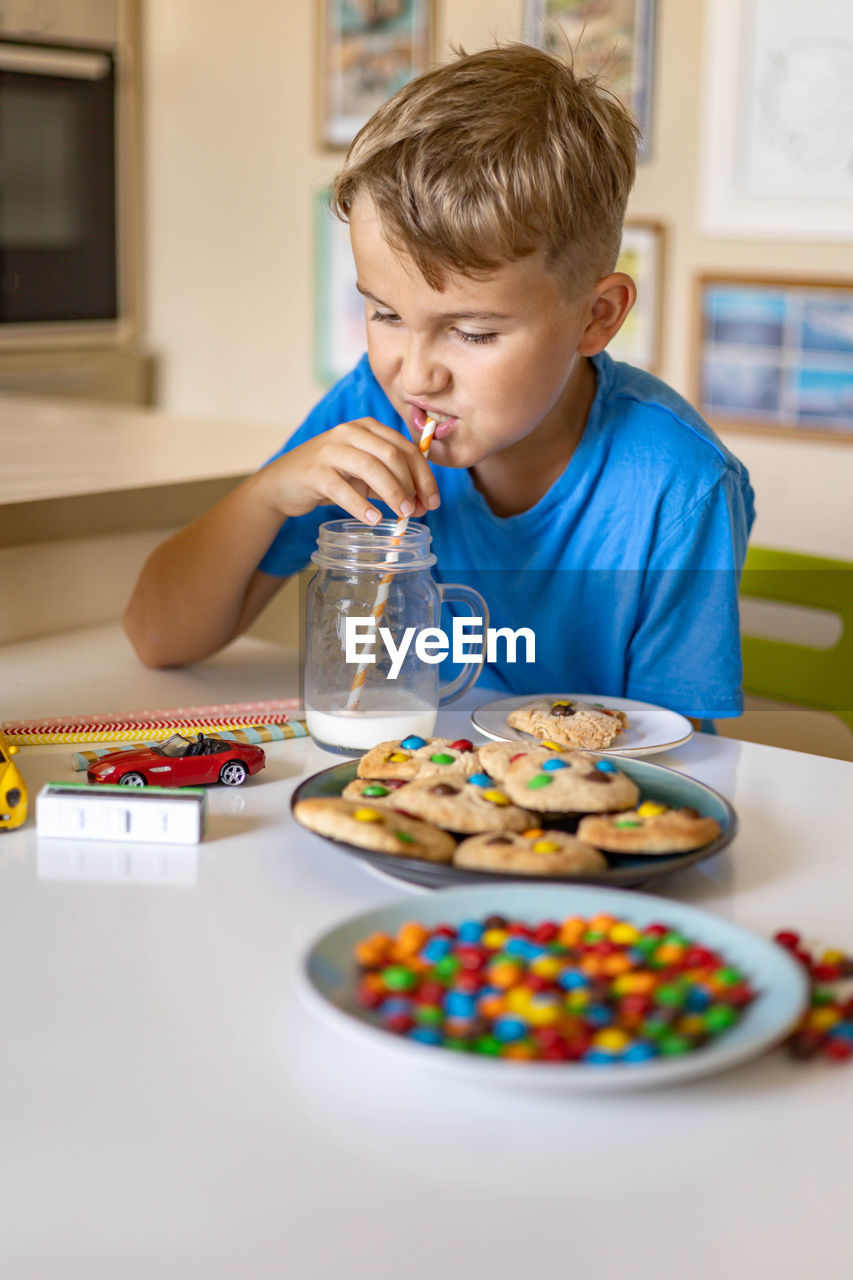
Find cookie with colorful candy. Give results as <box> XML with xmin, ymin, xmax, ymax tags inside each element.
<box><xmin>293</xmin><ymin>797</ymin><xmax>455</xmax><ymax>862</ymax></box>
<box><xmin>507</xmin><ymin>698</ymin><xmax>628</xmax><ymax>750</ymax></box>
<box><xmin>342</xmin><ymin>777</ymin><xmax>408</xmax><ymax>805</ymax></box>
<box><xmin>357</xmin><ymin>735</ymin><xmax>480</xmax><ymax>781</ymax></box>
<box><xmin>477</xmin><ymin>738</ymin><xmax>549</xmax><ymax>781</ymax></box>
<box><xmin>500</xmin><ymin>749</ymin><xmax>640</xmax><ymax>814</ymax></box>
<box><xmin>388</xmin><ymin>772</ymin><xmax>538</xmax><ymax>834</ymax></box>
<box><xmin>577</xmin><ymin>803</ymin><xmax>722</xmax><ymax>854</ymax></box>
<box><xmin>453</xmin><ymin>828</ymin><xmax>607</xmax><ymax>876</ymax></box>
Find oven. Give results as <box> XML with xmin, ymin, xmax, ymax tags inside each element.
<box><xmin>0</xmin><ymin>37</ymin><xmax>118</xmax><ymax>325</ymax></box>
<box><xmin>0</xmin><ymin>2</ymin><xmax>148</xmax><ymax>401</ymax></box>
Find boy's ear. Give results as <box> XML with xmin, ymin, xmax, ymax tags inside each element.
<box><xmin>576</xmin><ymin>273</ymin><xmax>637</xmax><ymax>356</ymax></box>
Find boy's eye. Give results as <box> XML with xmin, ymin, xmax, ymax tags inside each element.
<box><xmin>369</xmin><ymin>309</ymin><xmax>400</xmax><ymax>324</ymax></box>
<box><xmin>455</xmin><ymin>329</ymin><xmax>498</xmax><ymax>345</ymax></box>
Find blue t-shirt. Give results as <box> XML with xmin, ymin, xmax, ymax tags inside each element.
<box><xmin>258</xmin><ymin>351</ymin><xmax>755</xmax><ymax>719</ymax></box>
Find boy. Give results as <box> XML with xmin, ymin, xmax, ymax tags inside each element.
<box><xmin>125</xmin><ymin>44</ymin><xmax>754</xmax><ymax>723</ymax></box>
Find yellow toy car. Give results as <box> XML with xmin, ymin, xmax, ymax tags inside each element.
<box><xmin>0</xmin><ymin>730</ymin><xmax>27</xmax><ymax>831</ymax></box>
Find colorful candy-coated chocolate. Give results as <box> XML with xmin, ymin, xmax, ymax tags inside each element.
<box><xmin>474</xmin><ymin>1034</ymin><xmax>503</xmax><ymax>1055</ymax></box>
<box><xmin>623</xmin><ymin>1040</ymin><xmax>658</xmax><ymax>1062</ymax></box>
<box><xmin>410</xmin><ymin>1026</ymin><xmax>443</xmax><ymax>1045</ymax></box>
<box><xmin>493</xmin><ymin>1015</ymin><xmax>528</xmax><ymax>1043</ymax></box>
<box><xmin>422</xmin><ymin>936</ymin><xmax>452</xmax><ymax>963</ymax></box>
<box><xmin>704</xmin><ymin>1005</ymin><xmax>737</xmax><ymax>1033</ymax></box>
<box><xmin>381</xmin><ymin>965</ymin><xmax>418</xmax><ymax>991</ymax></box>
<box><xmin>445</xmin><ymin>991</ymin><xmax>477</xmax><ymax>1019</ymax></box>
<box><xmin>658</xmin><ymin>1033</ymin><xmax>693</xmax><ymax>1056</ymax></box>
<box><xmin>401</xmin><ymin>735</ymin><xmax>427</xmax><ymax>750</ymax></box>
<box><xmin>610</xmin><ymin>922</ymin><xmax>641</xmax><ymax>946</ymax></box>
<box><xmin>433</xmin><ymin>955</ymin><xmax>461</xmax><ymax>982</ymax></box>
<box><xmin>414</xmin><ymin>1004</ymin><xmax>443</xmax><ymax>1026</ymax></box>
<box><xmin>637</xmin><ymin>801</ymin><xmax>667</xmax><ymax>817</ymax></box>
<box><xmin>354</xmin><ymin>807</ymin><xmax>383</xmax><ymax>823</ymax></box>
<box><xmin>774</xmin><ymin>930</ymin><xmax>800</xmax><ymax>949</ymax></box>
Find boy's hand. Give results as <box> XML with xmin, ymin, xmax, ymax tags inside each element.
<box><xmin>259</xmin><ymin>418</ymin><xmax>441</xmax><ymax>524</ymax></box>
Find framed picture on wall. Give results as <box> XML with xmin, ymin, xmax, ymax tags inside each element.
<box><xmin>699</xmin><ymin>0</ymin><xmax>853</xmax><ymax>239</ymax></box>
<box><xmin>607</xmin><ymin>220</ymin><xmax>664</xmax><ymax>372</ymax></box>
<box><xmin>314</xmin><ymin>191</ymin><xmax>366</xmax><ymax>386</ymax></box>
<box><xmin>694</xmin><ymin>276</ymin><xmax>853</xmax><ymax>441</ymax></box>
<box><xmin>523</xmin><ymin>0</ymin><xmax>656</xmax><ymax>160</ymax></box>
<box><xmin>318</xmin><ymin>0</ymin><xmax>434</xmax><ymax>150</ymax></box>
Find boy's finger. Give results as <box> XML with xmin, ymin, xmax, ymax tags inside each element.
<box><xmin>319</xmin><ymin>446</ymin><xmax>416</xmax><ymax>519</ymax></box>
<box><xmin>349</xmin><ymin>423</ymin><xmax>440</xmax><ymax>510</ymax></box>
<box><xmin>323</xmin><ymin>473</ymin><xmax>383</xmax><ymax>524</ymax></box>
<box><xmin>326</xmin><ymin>441</ymin><xmax>418</xmax><ymax>518</ymax></box>
<box><xmin>410</xmin><ymin>451</ymin><xmax>441</xmax><ymax>508</ymax></box>
<box><xmin>328</xmin><ymin>421</ymin><xmax>440</xmax><ymax>514</ymax></box>
<box><xmin>341</xmin><ymin>428</ymin><xmax>421</xmax><ymax>500</ymax></box>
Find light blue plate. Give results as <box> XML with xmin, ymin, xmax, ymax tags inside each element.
<box><xmin>298</xmin><ymin>884</ymin><xmax>808</xmax><ymax>1091</ymax></box>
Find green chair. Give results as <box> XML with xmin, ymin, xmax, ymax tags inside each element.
<box><xmin>740</xmin><ymin>546</ymin><xmax>853</xmax><ymax>733</ymax></box>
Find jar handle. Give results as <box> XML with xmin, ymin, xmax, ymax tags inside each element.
<box><xmin>437</xmin><ymin>584</ymin><xmax>490</xmax><ymax>705</ymax></box>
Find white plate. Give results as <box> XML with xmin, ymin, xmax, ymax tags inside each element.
<box><xmin>471</xmin><ymin>692</ymin><xmax>694</xmax><ymax>757</ymax></box>
<box><xmin>297</xmin><ymin>884</ymin><xmax>808</xmax><ymax>1092</ymax></box>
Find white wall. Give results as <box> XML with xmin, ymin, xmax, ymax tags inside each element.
<box><xmin>143</xmin><ymin>0</ymin><xmax>853</xmax><ymax>558</ymax></box>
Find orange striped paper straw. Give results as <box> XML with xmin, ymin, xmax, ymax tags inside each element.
<box><xmin>346</xmin><ymin>417</ymin><xmax>437</xmax><ymax>711</ymax></box>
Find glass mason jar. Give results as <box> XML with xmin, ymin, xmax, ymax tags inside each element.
<box><xmin>304</xmin><ymin>519</ymin><xmax>489</xmax><ymax>754</ymax></box>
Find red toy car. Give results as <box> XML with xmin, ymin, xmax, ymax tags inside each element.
<box><xmin>86</xmin><ymin>733</ymin><xmax>266</xmax><ymax>788</ymax></box>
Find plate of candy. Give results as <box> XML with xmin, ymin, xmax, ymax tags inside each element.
<box><xmin>290</xmin><ymin>754</ymin><xmax>737</xmax><ymax>890</ymax></box>
<box><xmin>297</xmin><ymin>884</ymin><xmax>809</xmax><ymax>1090</ymax></box>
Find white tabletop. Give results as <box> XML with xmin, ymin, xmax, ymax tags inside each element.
<box><xmin>1</xmin><ymin>626</ymin><xmax>851</xmax><ymax>1279</ymax></box>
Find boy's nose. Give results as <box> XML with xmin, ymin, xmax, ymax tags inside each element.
<box><xmin>400</xmin><ymin>338</ymin><xmax>449</xmax><ymax>399</ymax></box>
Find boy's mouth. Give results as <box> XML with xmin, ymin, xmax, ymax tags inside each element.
<box><xmin>410</xmin><ymin>402</ymin><xmax>459</xmax><ymax>440</ymax></box>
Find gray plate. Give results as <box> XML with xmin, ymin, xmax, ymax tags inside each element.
<box><xmin>290</xmin><ymin>756</ymin><xmax>737</xmax><ymax>890</ymax></box>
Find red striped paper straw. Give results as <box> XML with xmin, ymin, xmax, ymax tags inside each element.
<box><xmin>3</xmin><ymin>699</ymin><xmax>301</xmax><ymax>745</ymax></box>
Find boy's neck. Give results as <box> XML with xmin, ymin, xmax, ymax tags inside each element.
<box><xmin>469</xmin><ymin>355</ymin><xmax>597</xmax><ymax>518</ymax></box>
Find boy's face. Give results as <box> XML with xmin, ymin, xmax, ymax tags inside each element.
<box><xmin>349</xmin><ymin>196</ymin><xmax>595</xmax><ymax>470</ymax></box>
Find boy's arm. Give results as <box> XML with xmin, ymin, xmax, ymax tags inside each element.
<box><xmin>123</xmin><ymin>469</ymin><xmax>290</xmax><ymax>668</ymax></box>
<box><xmin>124</xmin><ymin>418</ymin><xmax>439</xmax><ymax>667</ymax></box>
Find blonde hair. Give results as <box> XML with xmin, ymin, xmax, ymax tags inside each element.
<box><xmin>331</xmin><ymin>43</ymin><xmax>640</xmax><ymax>291</ymax></box>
